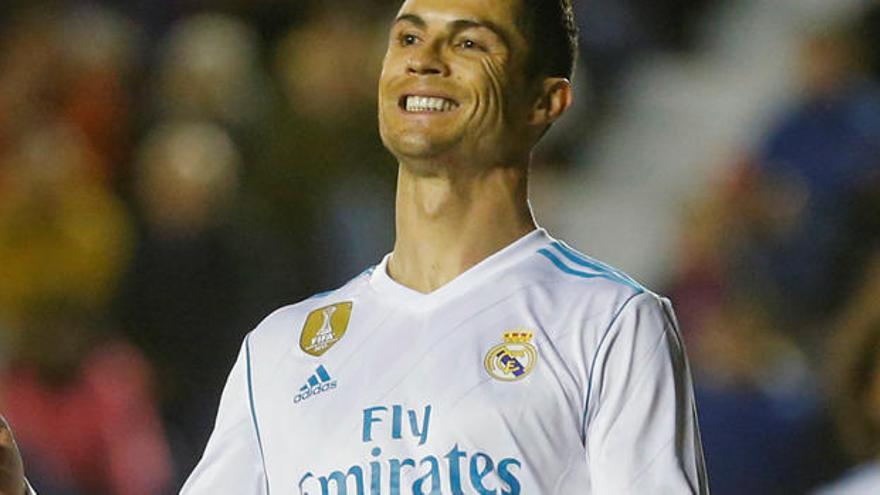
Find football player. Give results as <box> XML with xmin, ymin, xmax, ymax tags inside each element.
<box><xmin>182</xmin><ymin>0</ymin><xmax>708</xmax><ymax>493</ymax></box>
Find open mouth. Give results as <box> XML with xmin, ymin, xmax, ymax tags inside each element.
<box><xmin>399</xmin><ymin>95</ymin><xmax>460</xmax><ymax>113</ymax></box>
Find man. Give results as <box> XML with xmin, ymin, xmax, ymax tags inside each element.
<box><xmin>183</xmin><ymin>0</ymin><xmax>707</xmax><ymax>492</ymax></box>
<box><xmin>4</xmin><ymin>0</ymin><xmax>708</xmax><ymax>492</ymax></box>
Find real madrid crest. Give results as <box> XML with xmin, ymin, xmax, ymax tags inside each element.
<box><xmin>484</xmin><ymin>330</ymin><xmax>538</xmax><ymax>381</ymax></box>
<box><xmin>299</xmin><ymin>302</ymin><xmax>353</xmax><ymax>356</ymax></box>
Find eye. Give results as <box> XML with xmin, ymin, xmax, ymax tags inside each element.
<box><xmin>400</xmin><ymin>33</ymin><xmax>419</xmax><ymax>46</ymax></box>
<box><xmin>457</xmin><ymin>38</ymin><xmax>485</xmax><ymax>51</ymax></box>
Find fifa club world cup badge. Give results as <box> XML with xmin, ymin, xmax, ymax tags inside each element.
<box><xmin>300</xmin><ymin>302</ymin><xmax>353</xmax><ymax>356</ymax></box>
<box><xmin>484</xmin><ymin>330</ymin><xmax>538</xmax><ymax>381</ymax></box>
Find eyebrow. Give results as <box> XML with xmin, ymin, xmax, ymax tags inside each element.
<box><xmin>394</xmin><ymin>13</ymin><xmax>427</xmax><ymax>29</ymax></box>
<box><xmin>393</xmin><ymin>14</ymin><xmax>511</xmax><ymax>49</ymax></box>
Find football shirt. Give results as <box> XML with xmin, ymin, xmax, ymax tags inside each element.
<box><xmin>182</xmin><ymin>228</ymin><xmax>708</xmax><ymax>494</ymax></box>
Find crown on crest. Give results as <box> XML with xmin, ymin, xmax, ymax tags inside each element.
<box><xmin>503</xmin><ymin>331</ymin><xmax>533</xmax><ymax>343</ymax></box>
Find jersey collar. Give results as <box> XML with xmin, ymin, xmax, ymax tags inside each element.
<box><xmin>369</xmin><ymin>228</ymin><xmax>550</xmax><ymax>310</ymax></box>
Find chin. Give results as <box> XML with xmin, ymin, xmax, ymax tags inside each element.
<box><xmin>382</xmin><ymin>130</ymin><xmax>456</xmax><ymax>161</ymax></box>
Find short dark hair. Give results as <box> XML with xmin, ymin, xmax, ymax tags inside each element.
<box><xmin>519</xmin><ymin>0</ymin><xmax>579</xmax><ymax>81</ymax></box>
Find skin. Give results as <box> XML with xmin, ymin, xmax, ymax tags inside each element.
<box><xmin>0</xmin><ymin>416</ymin><xmax>25</xmax><ymax>495</ymax></box>
<box><xmin>0</xmin><ymin>1</ymin><xmax>574</xmax><ymax>489</ymax></box>
<box><xmin>378</xmin><ymin>0</ymin><xmax>573</xmax><ymax>292</ymax></box>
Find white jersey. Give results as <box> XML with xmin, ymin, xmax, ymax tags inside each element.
<box><xmin>181</xmin><ymin>229</ymin><xmax>708</xmax><ymax>494</ymax></box>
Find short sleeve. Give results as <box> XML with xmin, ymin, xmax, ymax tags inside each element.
<box><xmin>180</xmin><ymin>336</ymin><xmax>268</xmax><ymax>494</ymax></box>
<box><xmin>584</xmin><ymin>292</ymin><xmax>708</xmax><ymax>494</ymax></box>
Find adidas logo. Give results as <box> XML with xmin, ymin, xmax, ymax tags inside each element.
<box><xmin>294</xmin><ymin>365</ymin><xmax>337</xmax><ymax>404</ymax></box>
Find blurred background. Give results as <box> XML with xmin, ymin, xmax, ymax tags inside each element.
<box><xmin>0</xmin><ymin>0</ymin><xmax>878</xmax><ymax>493</ymax></box>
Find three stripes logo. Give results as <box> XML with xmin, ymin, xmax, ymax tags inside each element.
<box><xmin>294</xmin><ymin>365</ymin><xmax>337</xmax><ymax>404</ymax></box>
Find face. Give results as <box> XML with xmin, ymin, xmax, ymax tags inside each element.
<box><xmin>378</xmin><ymin>0</ymin><xmax>536</xmax><ymax>172</ymax></box>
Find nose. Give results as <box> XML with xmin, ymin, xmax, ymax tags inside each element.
<box><xmin>406</xmin><ymin>42</ymin><xmax>448</xmax><ymax>76</ymax></box>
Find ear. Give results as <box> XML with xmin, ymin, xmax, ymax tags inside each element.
<box><xmin>528</xmin><ymin>77</ymin><xmax>573</xmax><ymax>128</ymax></box>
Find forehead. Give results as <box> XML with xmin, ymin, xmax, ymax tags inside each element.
<box><xmin>395</xmin><ymin>0</ymin><xmax>524</xmax><ymax>33</ymax></box>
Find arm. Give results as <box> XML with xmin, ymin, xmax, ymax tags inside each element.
<box><xmin>584</xmin><ymin>292</ymin><xmax>708</xmax><ymax>494</ymax></box>
<box><xmin>0</xmin><ymin>416</ymin><xmax>25</xmax><ymax>495</ymax></box>
<box><xmin>180</xmin><ymin>336</ymin><xmax>268</xmax><ymax>494</ymax></box>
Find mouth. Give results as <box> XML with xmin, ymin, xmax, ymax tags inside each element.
<box><xmin>398</xmin><ymin>94</ymin><xmax>460</xmax><ymax>113</ymax></box>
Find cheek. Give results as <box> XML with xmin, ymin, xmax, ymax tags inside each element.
<box><xmin>377</xmin><ymin>62</ymin><xmax>394</xmax><ymax>98</ymax></box>
<box><xmin>469</xmin><ymin>58</ymin><xmax>508</xmax><ymax>123</ymax></box>
<box><xmin>378</xmin><ymin>50</ymin><xmax>404</xmax><ymax>94</ymax></box>
<box><xmin>483</xmin><ymin>59</ymin><xmax>506</xmax><ymax>99</ymax></box>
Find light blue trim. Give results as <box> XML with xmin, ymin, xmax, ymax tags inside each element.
<box><xmin>581</xmin><ymin>292</ymin><xmax>642</xmax><ymax>440</ymax></box>
<box><xmin>246</xmin><ymin>335</ymin><xmax>271</xmax><ymax>494</ymax></box>
<box><xmin>550</xmin><ymin>242</ymin><xmax>643</xmax><ymax>291</ymax></box>
<box><xmin>537</xmin><ymin>249</ymin><xmax>609</xmax><ymax>280</ymax></box>
<box><xmin>309</xmin><ymin>290</ymin><xmax>334</xmax><ymax>299</ymax></box>
<box><xmin>538</xmin><ymin>249</ymin><xmax>630</xmax><ymax>286</ymax></box>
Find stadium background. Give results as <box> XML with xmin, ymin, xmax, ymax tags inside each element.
<box><xmin>0</xmin><ymin>0</ymin><xmax>879</xmax><ymax>493</ymax></box>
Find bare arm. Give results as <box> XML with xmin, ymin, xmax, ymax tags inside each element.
<box><xmin>0</xmin><ymin>416</ymin><xmax>25</xmax><ymax>495</ymax></box>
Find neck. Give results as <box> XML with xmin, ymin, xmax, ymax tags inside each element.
<box><xmin>388</xmin><ymin>160</ymin><xmax>536</xmax><ymax>293</ymax></box>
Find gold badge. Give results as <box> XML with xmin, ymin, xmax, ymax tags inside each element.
<box><xmin>300</xmin><ymin>302</ymin><xmax>353</xmax><ymax>356</ymax></box>
<box><xmin>484</xmin><ymin>330</ymin><xmax>538</xmax><ymax>381</ymax></box>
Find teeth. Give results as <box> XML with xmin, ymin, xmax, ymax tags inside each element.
<box><xmin>405</xmin><ymin>96</ymin><xmax>457</xmax><ymax>112</ymax></box>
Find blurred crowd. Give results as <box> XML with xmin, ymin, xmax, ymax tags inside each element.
<box><xmin>0</xmin><ymin>0</ymin><xmax>877</xmax><ymax>493</ymax></box>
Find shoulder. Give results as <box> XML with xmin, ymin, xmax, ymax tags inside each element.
<box><xmin>522</xmin><ymin>235</ymin><xmax>679</xmax><ymax>353</ymax></box>
<box><xmin>245</xmin><ymin>265</ymin><xmax>376</xmax><ymax>355</ymax></box>
<box><xmin>526</xmin><ymin>236</ymin><xmax>665</xmax><ymax>319</ymax></box>
<box><xmin>532</xmin><ymin>238</ymin><xmax>645</xmax><ymax>293</ymax></box>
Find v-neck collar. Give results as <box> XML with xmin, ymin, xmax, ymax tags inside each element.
<box><xmin>369</xmin><ymin>228</ymin><xmax>549</xmax><ymax>311</ymax></box>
